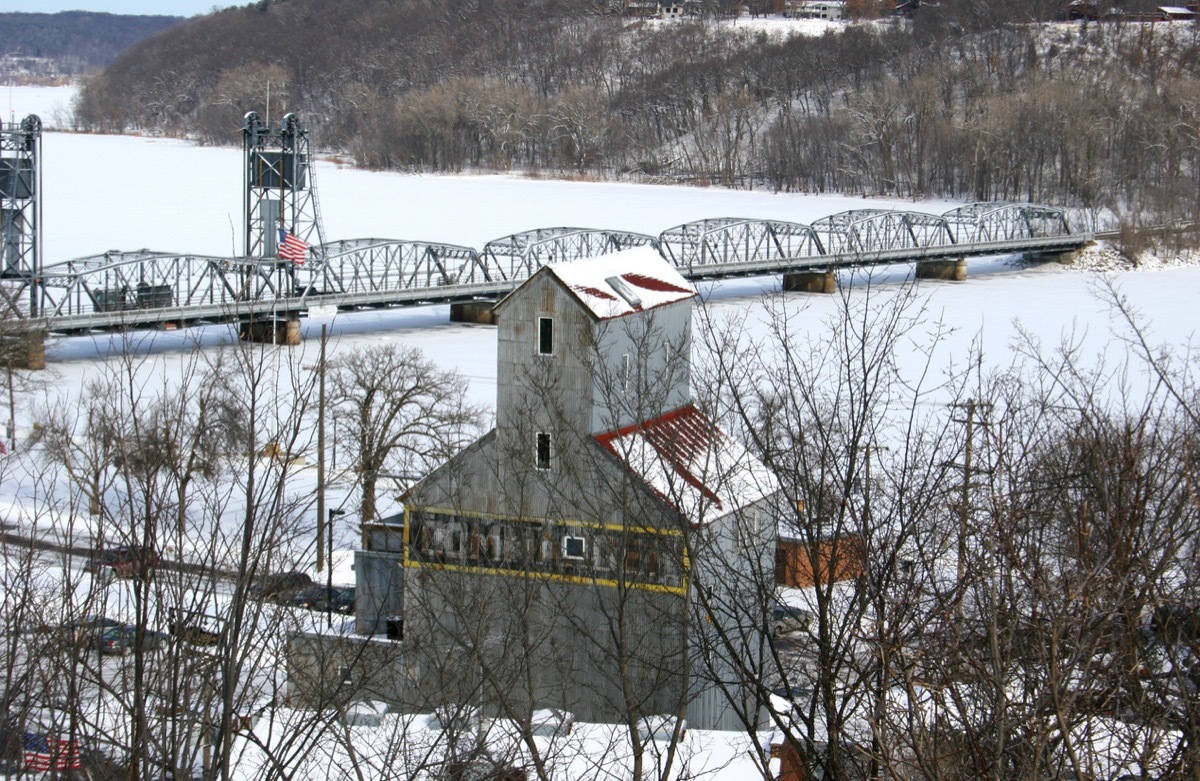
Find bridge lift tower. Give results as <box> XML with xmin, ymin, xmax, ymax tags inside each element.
<box><xmin>242</xmin><ymin>111</ymin><xmax>325</xmax><ymax>260</ymax></box>
<box><xmin>0</xmin><ymin>114</ymin><xmax>41</xmax><ymax>315</ymax></box>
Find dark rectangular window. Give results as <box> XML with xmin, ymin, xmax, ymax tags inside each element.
<box><xmin>562</xmin><ymin>536</ymin><xmax>586</xmax><ymax>560</ymax></box>
<box><xmin>538</xmin><ymin>317</ymin><xmax>554</xmax><ymax>355</ymax></box>
<box><xmin>536</xmin><ymin>432</ymin><xmax>552</xmax><ymax>470</ymax></box>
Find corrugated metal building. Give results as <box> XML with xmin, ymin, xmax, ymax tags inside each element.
<box><xmin>359</xmin><ymin>247</ymin><xmax>779</xmax><ymax>730</ymax></box>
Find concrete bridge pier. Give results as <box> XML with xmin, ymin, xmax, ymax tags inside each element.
<box><xmin>450</xmin><ymin>301</ymin><xmax>498</xmax><ymax>325</ymax></box>
<box><xmin>916</xmin><ymin>258</ymin><xmax>968</xmax><ymax>281</ymax></box>
<box><xmin>0</xmin><ymin>327</ymin><xmax>46</xmax><ymax>370</ymax></box>
<box><xmin>241</xmin><ymin>316</ymin><xmax>302</xmax><ymax>346</ymax></box>
<box><xmin>783</xmin><ymin>270</ymin><xmax>837</xmax><ymax>294</ymax></box>
<box><xmin>1025</xmin><ymin>248</ymin><xmax>1083</xmax><ymax>265</ymax></box>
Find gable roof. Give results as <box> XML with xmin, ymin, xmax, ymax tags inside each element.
<box><xmin>498</xmin><ymin>246</ymin><xmax>696</xmax><ymax>321</ymax></box>
<box><xmin>595</xmin><ymin>404</ymin><xmax>776</xmax><ymax>525</ymax></box>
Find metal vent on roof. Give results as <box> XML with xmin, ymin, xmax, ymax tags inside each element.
<box><xmin>605</xmin><ymin>275</ymin><xmax>642</xmax><ymax>308</ymax></box>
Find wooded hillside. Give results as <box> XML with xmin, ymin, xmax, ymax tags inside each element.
<box><xmin>0</xmin><ymin>12</ymin><xmax>181</xmax><ymax>75</ymax></box>
<box><xmin>74</xmin><ymin>0</ymin><xmax>1200</xmax><ymax>231</ymax></box>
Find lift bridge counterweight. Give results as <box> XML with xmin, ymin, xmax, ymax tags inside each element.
<box><xmin>243</xmin><ymin>111</ymin><xmax>326</xmax><ymax>263</ymax></box>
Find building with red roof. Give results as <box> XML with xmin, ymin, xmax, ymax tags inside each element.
<box><xmin>365</xmin><ymin>247</ymin><xmax>779</xmax><ymax>731</ymax></box>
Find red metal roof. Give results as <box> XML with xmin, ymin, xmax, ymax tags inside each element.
<box><xmin>595</xmin><ymin>404</ymin><xmax>724</xmax><ymax>511</ymax></box>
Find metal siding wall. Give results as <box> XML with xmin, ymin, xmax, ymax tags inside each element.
<box><xmin>404</xmin><ymin>267</ymin><xmax>761</xmax><ymax>730</ymax></box>
<box><xmin>591</xmin><ymin>301</ymin><xmax>693</xmax><ymax>433</ymax></box>
<box><xmin>687</xmin><ymin>502</ymin><xmax>777</xmax><ymax>730</ymax></box>
<box><xmin>498</xmin><ymin>275</ymin><xmax>592</xmax><ymax>440</ymax></box>
<box><xmin>355</xmin><ymin>551</ymin><xmax>404</xmax><ymax>635</ymax></box>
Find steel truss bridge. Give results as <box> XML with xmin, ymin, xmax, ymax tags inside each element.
<box><xmin>1</xmin><ymin>202</ymin><xmax>1088</xmax><ymax>334</ymax></box>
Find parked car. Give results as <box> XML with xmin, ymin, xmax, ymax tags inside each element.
<box><xmin>771</xmin><ymin>603</ymin><xmax>815</xmax><ymax>637</ymax></box>
<box><xmin>97</xmin><ymin>624</ymin><xmax>170</xmax><ymax>655</ymax></box>
<box><xmin>292</xmin><ymin>586</ymin><xmax>356</xmax><ymax>614</ymax></box>
<box><xmin>57</xmin><ymin>615</ymin><xmax>121</xmax><ymax>645</ymax></box>
<box><xmin>327</xmin><ymin>587</ymin><xmax>356</xmax><ymax>615</ymax></box>
<box><xmin>249</xmin><ymin>571</ymin><xmax>314</xmax><ymax>604</ymax></box>
<box><xmin>83</xmin><ymin>545</ymin><xmax>161</xmax><ymax>580</ymax></box>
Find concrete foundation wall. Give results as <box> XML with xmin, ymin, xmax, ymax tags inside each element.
<box><xmin>450</xmin><ymin>301</ymin><xmax>498</xmax><ymax>325</ymax></box>
<box><xmin>240</xmin><ymin>317</ymin><xmax>302</xmax><ymax>345</ymax></box>
<box><xmin>783</xmin><ymin>270</ymin><xmax>837</xmax><ymax>294</ymax></box>
<box><xmin>287</xmin><ymin>632</ymin><xmax>407</xmax><ymax>710</ymax></box>
<box><xmin>915</xmin><ymin>258</ymin><xmax>967</xmax><ymax>281</ymax></box>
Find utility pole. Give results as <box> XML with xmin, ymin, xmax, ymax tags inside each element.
<box><xmin>950</xmin><ymin>399</ymin><xmax>990</xmax><ymax>585</ymax></box>
<box><xmin>317</xmin><ymin>323</ymin><xmax>327</xmax><ymax>573</ymax></box>
<box><xmin>328</xmin><ymin>508</ymin><xmax>345</xmax><ymax>629</ymax></box>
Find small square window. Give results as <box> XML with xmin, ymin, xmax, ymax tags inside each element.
<box><xmin>536</xmin><ymin>432</ymin><xmax>552</xmax><ymax>470</ymax></box>
<box><xmin>538</xmin><ymin>317</ymin><xmax>554</xmax><ymax>355</ymax></box>
<box><xmin>562</xmin><ymin>536</ymin><xmax>586</xmax><ymax>560</ymax></box>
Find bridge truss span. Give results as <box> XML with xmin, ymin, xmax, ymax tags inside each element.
<box><xmin>17</xmin><ymin>250</ymin><xmax>303</xmax><ymax>328</ymax></box>
<box><xmin>312</xmin><ymin>238</ymin><xmax>481</xmax><ymax>299</ymax></box>
<box><xmin>657</xmin><ymin>218</ymin><xmax>826</xmax><ymax>273</ymax></box>
<box><xmin>480</xmin><ymin>228</ymin><xmax>658</xmax><ymax>283</ymax></box>
<box><xmin>11</xmin><ymin>200</ymin><xmax>1090</xmax><ymax>335</ymax></box>
<box><xmin>941</xmin><ymin>202</ymin><xmax>1073</xmax><ymax>243</ymax></box>
<box><xmin>812</xmin><ymin>209</ymin><xmax>957</xmax><ymax>256</ymax></box>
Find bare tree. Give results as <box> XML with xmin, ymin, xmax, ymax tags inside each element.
<box><xmin>15</xmin><ymin>332</ymin><xmax>339</xmax><ymax>781</ymax></box>
<box><xmin>688</xmin><ymin>271</ymin><xmax>970</xmax><ymax>780</ymax></box>
<box><xmin>328</xmin><ymin>343</ymin><xmax>484</xmax><ymax>527</ymax></box>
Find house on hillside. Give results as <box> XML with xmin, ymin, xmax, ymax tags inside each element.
<box><xmin>378</xmin><ymin>247</ymin><xmax>780</xmax><ymax>731</ymax></box>
<box><xmin>785</xmin><ymin>0</ymin><xmax>847</xmax><ymax>19</ymax></box>
<box><xmin>1157</xmin><ymin>5</ymin><xmax>1197</xmax><ymax>19</ymax></box>
<box><xmin>616</xmin><ymin>0</ymin><xmax>708</xmax><ymax>17</ymax></box>
<box><xmin>623</xmin><ymin>0</ymin><xmax>661</xmax><ymax>16</ymax></box>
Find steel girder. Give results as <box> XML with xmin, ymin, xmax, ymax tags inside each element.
<box><xmin>941</xmin><ymin>202</ymin><xmax>1072</xmax><ymax>243</ymax></box>
<box><xmin>811</xmin><ymin>210</ymin><xmax>956</xmax><ymax>256</ymax></box>
<box><xmin>313</xmin><ymin>239</ymin><xmax>480</xmax><ymax>296</ymax></box>
<box><xmin>22</xmin><ymin>250</ymin><xmax>297</xmax><ymax>319</ymax></box>
<box><xmin>657</xmin><ymin>218</ymin><xmax>826</xmax><ymax>270</ymax></box>
<box><xmin>1</xmin><ymin>114</ymin><xmax>40</xmax><ymax>315</ymax></box>
<box><xmin>479</xmin><ymin>228</ymin><xmax>658</xmax><ymax>282</ymax></box>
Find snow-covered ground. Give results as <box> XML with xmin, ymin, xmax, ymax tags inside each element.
<box><xmin>2</xmin><ymin>84</ymin><xmax>75</xmax><ymax>129</ymax></box>
<box><xmin>3</xmin><ymin>75</ymin><xmax>1197</xmax><ymax>780</ymax></box>
<box><xmin>2</xmin><ymin>85</ymin><xmax>1196</xmax><ymax>543</ymax></box>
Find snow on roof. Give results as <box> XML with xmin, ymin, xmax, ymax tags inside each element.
<box><xmin>546</xmin><ymin>246</ymin><xmax>696</xmax><ymax>320</ymax></box>
<box><xmin>595</xmin><ymin>404</ymin><xmax>776</xmax><ymax>525</ymax></box>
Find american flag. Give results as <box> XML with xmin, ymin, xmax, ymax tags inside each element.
<box><xmin>23</xmin><ymin>732</ymin><xmax>81</xmax><ymax>772</ymax></box>
<box><xmin>278</xmin><ymin>228</ymin><xmax>309</xmax><ymax>265</ymax></box>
